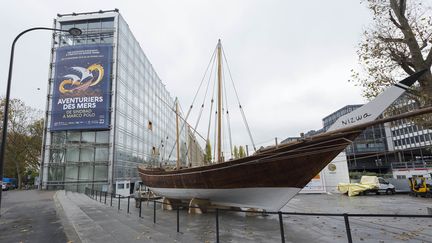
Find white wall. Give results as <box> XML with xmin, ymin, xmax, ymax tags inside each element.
<box><xmin>300</xmin><ymin>152</ymin><xmax>350</xmax><ymax>193</ymax></box>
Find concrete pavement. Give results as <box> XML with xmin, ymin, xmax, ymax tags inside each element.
<box><xmin>0</xmin><ymin>190</ymin><xmax>69</xmax><ymax>243</ymax></box>
<box><xmin>56</xmin><ymin>191</ymin><xmax>432</xmax><ymax>243</ymax></box>
<box><xmin>2</xmin><ymin>190</ymin><xmax>431</xmax><ymax>242</ymax></box>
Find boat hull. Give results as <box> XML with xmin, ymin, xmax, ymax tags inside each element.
<box><xmin>138</xmin><ymin>131</ymin><xmax>360</xmax><ymax>210</ymax></box>
<box><xmin>149</xmin><ymin>187</ymin><xmax>301</xmax><ymax>211</ymax></box>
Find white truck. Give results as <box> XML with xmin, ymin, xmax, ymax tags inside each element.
<box><xmin>338</xmin><ymin>176</ymin><xmax>395</xmax><ymax>197</ymax></box>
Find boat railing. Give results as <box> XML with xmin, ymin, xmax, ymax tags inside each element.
<box><xmin>84</xmin><ymin>187</ymin><xmax>431</xmax><ymax>243</ymax></box>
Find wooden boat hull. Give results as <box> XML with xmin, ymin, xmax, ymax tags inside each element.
<box><xmin>148</xmin><ymin>187</ymin><xmax>301</xmax><ymax>210</ymax></box>
<box><xmin>138</xmin><ymin>131</ymin><xmax>360</xmax><ymax>210</ymax></box>
<box><xmin>137</xmin><ymin>70</ymin><xmax>432</xmax><ymax>210</ymax></box>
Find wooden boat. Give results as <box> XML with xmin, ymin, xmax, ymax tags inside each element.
<box><xmin>138</xmin><ymin>41</ymin><xmax>430</xmax><ymax>210</ymax></box>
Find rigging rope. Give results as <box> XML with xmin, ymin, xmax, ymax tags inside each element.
<box><xmin>222</xmin><ymin>62</ymin><xmax>234</xmax><ymax>158</ymax></box>
<box><xmin>221</xmin><ymin>46</ymin><xmax>257</xmax><ymax>151</ymax></box>
<box><xmin>193</xmin><ymin>47</ymin><xmax>217</xmax><ymax>145</ymax></box>
<box><xmin>155</xmin><ymin>94</ymin><xmax>205</xmax><ymax>142</ymax></box>
<box><xmin>206</xmin><ymin>66</ymin><xmax>218</xmax><ymax>142</ymax></box>
<box><xmin>166</xmin><ymin>46</ymin><xmax>218</xmax><ymax>162</ymax></box>
<box><xmin>184</xmin><ymin>47</ymin><xmax>217</xmax><ymax>120</ymax></box>
<box><xmin>213</xmin><ymin>110</ymin><xmax>218</xmax><ymax>162</ymax></box>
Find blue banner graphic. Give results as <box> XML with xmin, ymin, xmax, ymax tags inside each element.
<box><xmin>50</xmin><ymin>44</ymin><xmax>112</xmax><ymax>131</ymax></box>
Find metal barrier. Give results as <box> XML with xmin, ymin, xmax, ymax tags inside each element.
<box><xmin>84</xmin><ymin>187</ymin><xmax>432</xmax><ymax>243</ymax></box>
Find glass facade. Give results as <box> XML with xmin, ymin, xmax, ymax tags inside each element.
<box><xmin>322</xmin><ymin>105</ymin><xmax>388</xmax><ymax>155</ymax></box>
<box><xmin>114</xmin><ymin>15</ymin><xmax>181</xmax><ymax>181</ymax></box>
<box><xmin>389</xmin><ymin>98</ymin><xmax>432</xmax><ymax>150</ymax></box>
<box><xmin>321</xmin><ymin>104</ymin><xmax>390</xmax><ymax>172</ymax></box>
<box><xmin>41</xmin><ymin>11</ymin><xmax>188</xmax><ymax>192</ymax></box>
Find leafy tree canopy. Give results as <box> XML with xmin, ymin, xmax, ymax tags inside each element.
<box><xmin>1</xmin><ymin>98</ymin><xmax>43</xmax><ymax>188</ymax></box>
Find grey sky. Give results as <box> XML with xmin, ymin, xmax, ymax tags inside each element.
<box><xmin>0</xmin><ymin>0</ymin><xmax>372</xmax><ymax>149</ymax></box>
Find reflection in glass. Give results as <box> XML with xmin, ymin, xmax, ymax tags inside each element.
<box><xmin>82</xmin><ymin>132</ymin><xmax>95</xmax><ymax>143</ymax></box>
<box><xmin>66</xmin><ymin>147</ymin><xmax>79</xmax><ymax>162</ymax></box>
<box><xmin>80</xmin><ymin>147</ymin><xmax>95</xmax><ymax>162</ymax></box>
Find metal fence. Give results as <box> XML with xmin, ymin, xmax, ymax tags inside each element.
<box><xmin>84</xmin><ymin>188</ymin><xmax>432</xmax><ymax>243</ymax></box>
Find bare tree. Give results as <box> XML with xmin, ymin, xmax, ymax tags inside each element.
<box><xmin>352</xmin><ymin>0</ymin><xmax>432</xmax><ymax>103</ymax></box>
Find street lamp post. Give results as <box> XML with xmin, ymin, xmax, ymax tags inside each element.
<box><xmin>0</xmin><ymin>27</ymin><xmax>82</xmax><ymax>216</ymax></box>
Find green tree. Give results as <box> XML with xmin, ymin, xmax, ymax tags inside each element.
<box><xmin>204</xmin><ymin>140</ymin><xmax>212</xmax><ymax>164</ymax></box>
<box><xmin>233</xmin><ymin>145</ymin><xmax>239</xmax><ymax>159</ymax></box>
<box><xmin>238</xmin><ymin>146</ymin><xmax>246</xmax><ymax>158</ymax></box>
<box><xmin>1</xmin><ymin>98</ymin><xmax>43</xmax><ymax>189</ymax></box>
<box><xmin>351</xmin><ymin>0</ymin><xmax>432</xmax><ymax>113</ymax></box>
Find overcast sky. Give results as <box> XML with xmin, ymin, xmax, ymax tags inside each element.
<box><xmin>0</xmin><ymin>0</ymin><xmax>373</xmax><ymax>150</ymax></box>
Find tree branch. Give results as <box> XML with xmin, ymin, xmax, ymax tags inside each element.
<box><xmin>389</xmin><ymin>10</ymin><xmax>402</xmax><ymax>29</ymax></box>
<box><xmin>399</xmin><ymin>0</ymin><xmax>406</xmax><ymax>16</ymax></box>
<box><xmin>378</xmin><ymin>35</ymin><xmax>405</xmax><ymax>43</ymax></box>
<box><xmin>425</xmin><ymin>49</ymin><xmax>432</xmax><ymax>66</ymax></box>
<box><xmin>389</xmin><ymin>50</ymin><xmax>415</xmax><ymax>74</ymax></box>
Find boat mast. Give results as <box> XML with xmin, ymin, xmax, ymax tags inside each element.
<box><xmin>175</xmin><ymin>98</ymin><xmax>181</xmax><ymax>169</ymax></box>
<box><xmin>217</xmin><ymin>39</ymin><xmax>223</xmax><ymax>163</ymax></box>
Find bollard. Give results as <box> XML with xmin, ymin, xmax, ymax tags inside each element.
<box><xmin>278</xmin><ymin>212</ymin><xmax>285</xmax><ymax>243</ymax></box>
<box><xmin>177</xmin><ymin>207</ymin><xmax>180</xmax><ymax>232</ymax></box>
<box><xmin>118</xmin><ymin>195</ymin><xmax>121</xmax><ymax>211</ymax></box>
<box><xmin>216</xmin><ymin>208</ymin><xmax>219</xmax><ymax>243</ymax></box>
<box><xmin>153</xmin><ymin>200</ymin><xmax>156</xmax><ymax>224</ymax></box>
<box><xmin>343</xmin><ymin>213</ymin><xmax>353</xmax><ymax>243</ymax></box>
<box><xmin>127</xmin><ymin>196</ymin><xmax>130</xmax><ymax>214</ymax></box>
<box><xmin>104</xmin><ymin>192</ymin><xmax>107</xmax><ymax>205</ymax></box>
<box><xmin>99</xmin><ymin>191</ymin><xmax>102</xmax><ymax>203</ymax></box>
<box><xmin>139</xmin><ymin>198</ymin><xmax>142</xmax><ymax>218</ymax></box>
<box><xmin>95</xmin><ymin>190</ymin><xmax>98</xmax><ymax>201</ymax></box>
<box><xmin>110</xmin><ymin>192</ymin><xmax>113</xmax><ymax>207</ymax></box>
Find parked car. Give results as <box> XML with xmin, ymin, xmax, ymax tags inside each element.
<box><xmin>1</xmin><ymin>182</ymin><xmax>6</xmax><ymax>191</ymax></box>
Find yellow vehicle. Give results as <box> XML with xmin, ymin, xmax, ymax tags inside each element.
<box><xmin>408</xmin><ymin>174</ymin><xmax>432</xmax><ymax>198</ymax></box>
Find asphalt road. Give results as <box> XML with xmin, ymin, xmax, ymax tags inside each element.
<box><xmin>0</xmin><ymin>190</ymin><xmax>69</xmax><ymax>243</ymax></box>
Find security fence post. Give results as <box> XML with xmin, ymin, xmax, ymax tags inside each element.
<box><xmin>127</xmin><ymin>196</ymin><xmax>130</xmax><ymax>214</ymax></box>
<box><xmin>278</xmin><ymin>212</ymin><xmax>285</xmax><ymax>243</ymax></box>
<box><xmin>343</xmin><ymin>213</ymin><xmax>353</xmax><ymax>243</ymax></box>
<box><xmin>139</xmin><ymin>199</ymin><xmax>142</xmax><ymax>218</ymax></box>
<box><xmin>177</xmin><ymin>207</ymin><xmax>180</xmax><ymax>232</ymax></box>
<box><xmin>153</xmin><ymin>200</ymin><xmax>156</xmax><ymax>224</ymax></box>
<box><xmin>216</xmin><ymin>208</ymin><xmax>219</xmax><ymax>243</ymax></box>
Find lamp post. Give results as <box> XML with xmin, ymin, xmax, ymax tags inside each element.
<box><xmin>0</xmin><ymin>27</ymin><xmax>82</xmax><ymax>216</ymax></box>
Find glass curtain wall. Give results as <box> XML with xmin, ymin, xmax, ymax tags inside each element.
<box><xmin>46</xmin><ymin>17</ymin><xmax>115</xmax><ymax>192</ymax></box>
<box><xmin>114</xmin><ymin>16</ymin><xmax>183</xmax><ymax>182</ymax></box>
<box><xmin>45</xmin><ymin>12</ymin><xmax>187</xmax><ymax>192</ymax></box>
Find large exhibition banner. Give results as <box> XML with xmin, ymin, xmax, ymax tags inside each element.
<box><xmin>50</xmin><ymin>44</ymin><xmax>112</xmax><ymax>131</ymax></box>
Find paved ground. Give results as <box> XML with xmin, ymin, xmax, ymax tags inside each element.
<box><xmin>0</xmin><ymin>190</ymin><xmax>70</xmax><ymax>243</ymax></box>
<box><xmin>55</xmin><ymin>190</ymin><xmax>432</xmax><ymax>243</ymax></box>
<box><xmin>1</xmin><ymin>190</ymin><xmax>431</xmax><ymax>242</ymax></box>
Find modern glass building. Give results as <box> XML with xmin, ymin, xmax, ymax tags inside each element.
<box><xmin>320</xmin><ymin>105</ymin><xmax>391</xmax><ymax>172</ymax></box>
<box><xmin>40</xmin><ymin>10</ymin><xmax>196</xmax><ymax>192</ymax></box>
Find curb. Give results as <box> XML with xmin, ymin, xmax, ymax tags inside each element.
<box><xmin>53</xmin><ymin>190</ymin><xmax>82</xmax><ymax>243</ymax></box>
